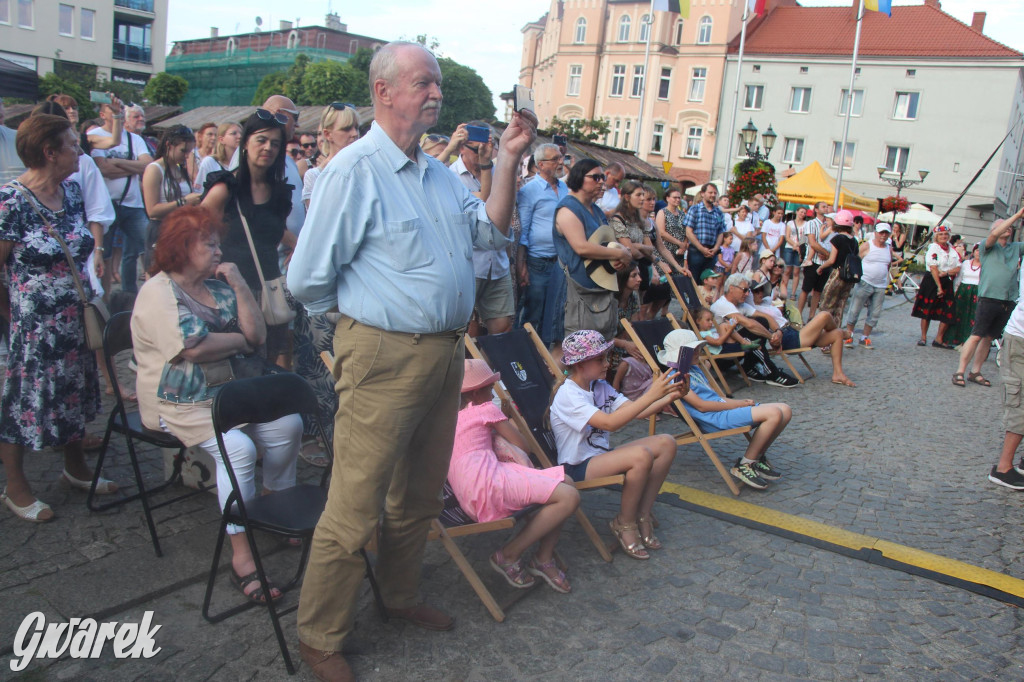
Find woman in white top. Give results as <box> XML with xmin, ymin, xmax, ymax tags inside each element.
<box><xmin>186</xmin><ymin>122</ymin><xmax>217</xmax><ymax>188</ymax></box>
<box><xmin>194</xmin><ymin>122</ymin><xmax>241</xmax><ymax>193</ymax></box>
<box><xmin>142</xmin><ymin>125</ymin><xmax>202</xmax><ymax>270</ymax></box>
<box><xmin>781</xmin><ymin>207</ymin><xmax>806</xmax><ymax>300</ymax></box>
<box><xmin>761</xmin><ymin>205</ymin><xmax>786</xmax><ymax>258</ymax></box>
<box><xmin>948</xmin><ymin>242</ymin><xmax>981</xmax><ymax>347</ymax></box>
<box><xmin>301</xmin><ymin>103</ymin><xmax>359</xmax><ymax>209</ymax></box>
<box><xmin>729</xmin><ymin>204</ymin><xmax>755</xmax><ymax>243</ymax></box>
<box><xmin>911</xmin><ymin>225</ymin><xmax>961</xmax><ymax>348</ymax></box>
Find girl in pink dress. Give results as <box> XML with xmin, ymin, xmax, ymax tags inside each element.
<box><xmin>449</xmin><ymin>360</ymin><xmax>580</xmax><ymax>593</ymax></box>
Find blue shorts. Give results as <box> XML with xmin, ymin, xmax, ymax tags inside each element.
<box><xmin>562</xmin><ymin>459</ymin><xmax>590</xmax><ymax>483</ymax></box>
<box><xmin>691</xmin><ymin>406</ymin><xmax>754</xmax><ymax>433</ymax></box>
<box><xmin>781</xmin><ymin>247</ymin><xmax>801</xmax><ymax>267</ymax></box>
<box><xmin>781</xmin><ymin>326</ymin><xmax>802</xmax><ymax>351</ymax></box>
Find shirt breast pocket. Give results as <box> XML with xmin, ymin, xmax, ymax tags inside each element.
<box><xmin>383</xmin><ymin>218</ymin><xmax>435</xmax><ymax>272</ymax></box>
<box><xmin>449</xmin><ymin>212</ymin><xmax>475</xmax><ymax>260</ymax></box>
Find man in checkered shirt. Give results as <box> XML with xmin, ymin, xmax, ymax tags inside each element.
<box><xmin>683</xmin><ymin>182</ymin><xmax>728</xmax><ymax>283</ymax></box>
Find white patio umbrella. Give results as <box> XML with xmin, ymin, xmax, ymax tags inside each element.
<box><xmin>685</xmin><ymin>179</ymin><xmax>724</xmax><ymax>197</ymax></box>
<box><xmin>876</xmin><ymin>203</ymin><xmax>953</xmax><ymax>229</ymax></box>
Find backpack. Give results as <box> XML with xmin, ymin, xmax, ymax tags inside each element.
<box><xmin>839</xmin><ymin>235</ymin><xmax>862</xmax><ymax>283</ymax></box>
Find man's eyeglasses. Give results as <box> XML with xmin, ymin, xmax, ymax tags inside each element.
<box><xmin>288</xmin><ymin>148</ymin><xmax>304</xmax><ymax>158</ymax></box>
<box><xmin>541</xmin><ymin>156</ymin><xmax>562</xmax><ymax>164</ymax></box>
<box><xmin>301</xmin><ymin>142</ymin><xmax>317</xmax><ymax>149</ymax></box>
<box><xmin>255</xmin><ymin>108</ymin><xmax>289</xmax><ymax>126</ymax></box>
<box><xmin>736</xmin><ymin>286</ymin><xmax>750</xmax><ymax>292</ymax></box>
<box><xmin>464</xmin><ymin>145</ymin><xmax>480</xmax><ymax>154</ymax></box>
<box><xmin>585</xmin><ymin>173</ymin><xmax>606</xmax><ymax>182</ymax></box>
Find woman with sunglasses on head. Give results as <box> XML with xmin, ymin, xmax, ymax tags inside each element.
<box><xmin>420</xmin><ymin>123</ymin><xmax>468</xmax><ymax>166</ymax></box>
<box><xmin>143</xmin><ymin>125</ymin><xmax>201</xmax><ymax>270</ymax></box>
<box><xmin>194</xmin><ymin>122</ymin><xmax>241</xmax><ymax>193</ymax></box>
<box><xmin>201</xmin><ymin>109</ymin><xmax>295</xmax><ymax>366</ymax></box>
<box><xmin>302</xmin><ymin>104</ymin><xmax>359</xmax><ymax>210</ymax></box>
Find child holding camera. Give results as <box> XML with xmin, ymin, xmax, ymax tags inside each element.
<box><xmin>450</xmin><ymin>360</ymin><xmax>580</xmax><ymax>593</ymax></box>
<box><xmin>659</xmin><ymin>329</ymin><xmax>793</xmax><ymax>491</ymax></box>
<box><xmin>550</xmin><ymin>330</ymin><xmax>685</xmax><ymax>560</ymax></box>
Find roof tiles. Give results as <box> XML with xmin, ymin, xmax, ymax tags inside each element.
<box><xmin>732</xmin><ymin>5</ymin><xmax>1021</xmax><ymax>59</ymax></box>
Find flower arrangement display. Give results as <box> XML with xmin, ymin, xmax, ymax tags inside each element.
<box><xmin>727</xmin><ymin>160</ymin><xmax>777</xmax><ymax>209</ymax></box>
<box><xmin>881</xmin><ymin>195</ymin><xmax>910</xmax><ymax>214</ymax></box>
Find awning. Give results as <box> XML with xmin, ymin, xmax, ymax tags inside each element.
<box><xmin>0</xmin><ymin>58</ymin><xmax>38</xmax><ymax>100</ymax></box>
<box><xmin>776</xmin><ymin>161</ymin><xmax>877</xmax><ymax>212</ymax></box>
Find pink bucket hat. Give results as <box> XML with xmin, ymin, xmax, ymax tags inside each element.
<box><xmin>561</xmin><ymin>330</ymin><xmax>614</xmax><ymax>366</ymax></box>
<box><xmin>462</xmin><ymin>359</ymin><xmax>500</xmax><ymax>393</ymax></box>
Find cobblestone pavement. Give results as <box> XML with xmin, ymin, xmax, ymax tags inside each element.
<box><xmin>4</xmin><ymin>297</ymin><xmax>1024</xmax><ymax>680</ymax></box>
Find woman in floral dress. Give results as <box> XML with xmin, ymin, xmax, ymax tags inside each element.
<box><xmin>0</xmin><ymin>114</ymin><xmax>117</xmax><ymax>523</ymax></box>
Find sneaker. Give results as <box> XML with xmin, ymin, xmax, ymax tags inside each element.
<box><xmin>988</xmin><ymin>466</ymin><xmax>1024</xmax><ymax>490</ymax></box>
<box><xmin>765</xmin><ymin>372</ymin><xmax>799</xmax><ymax>388</ymax></box>
<box><xmin>731</xmin><ymin>459</ymin><xmax>768</xmax><ymax>490</ymax></box>
<box><xmin>752</xmin><ymin>457</ymin><xmax>781</xmax><ymax>480</ymax></box>
<box><xmin>843</xmin><ymin>338</ymin><xmax>854</xmax><ymax>348</ymax></box>
<box><xmin>746</xmin><ymin>369</ymin><xmax>768</xmax><ymax>383</ymax></box>
<box><xmin>1014</xmin><ymin>462</ymin><xmax>1024</xmax><ymax>476</ymax></box>
<box><xmin>861</xmin><ymin>337</ymin><xmax>873</xmax><ymax>349</ymax></box>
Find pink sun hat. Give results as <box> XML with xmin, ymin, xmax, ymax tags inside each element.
<box><xmin>462</xmin><ymin>359</ymin><xmax>500</xmax><ymax>393</ymax></box>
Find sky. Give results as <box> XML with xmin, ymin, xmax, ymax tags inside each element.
<box><xmin>165</xmin><ymin>0</ymin><xmax>1024</xmax><ymax>115</ymax></box>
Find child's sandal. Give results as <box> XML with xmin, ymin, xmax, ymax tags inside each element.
<box><xmin>609</xmin><ymin>518</ymin><xmax>649</xmax><ymax>560</ymax></box>
<box><xmin>489</xmin><ymin>550</ymin><xmax>535</xmax><ymax>589</ymax></box>
<box><xmin>526</xmin><ymin>557</ymin><xmax>571</xmax><ymax>594</ymax></box>
<box><xmin>636</xmin><ymin>513</ymin><xmax>662</xmax><ymax>550</ymax></box>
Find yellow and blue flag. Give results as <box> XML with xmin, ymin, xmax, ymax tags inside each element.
<box><xmin>864</xmin><ymin>0</ymin><xmax>892</xmax><ymax>17</ymax></box>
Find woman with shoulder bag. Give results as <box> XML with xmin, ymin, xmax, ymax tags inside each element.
<box><xmin>553</xmin><ymin>159</ymin><xmax>633</xmax><ymax>341</ymax></box>
<box><xmin>0</xmin><ymin>114</ymin><xmax>118</xmax><ymax>523</ymax></box>
<box><xmin>201</xmin><ymin>110</ymin><xmax>296</xmax><ymax>367</ymax></box>
<box><xmin>133</xmin><ymin>206</ymin><xmax>301</xmax><ymax>603</ymax></box>
<box><xmin>818</xmin><ymin>210</ymin><xmax>862</xmax><ymax>329</ymax></box>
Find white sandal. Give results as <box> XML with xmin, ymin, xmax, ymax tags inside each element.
<box><xmin>62</xmin><ymin>469</ymin><xmax>119</xmax><ymax>495</ymax></box>
<box><xmin>1</xmin><ymin>489</ymin><xmax>54</xmax><ymax>523</ymax></box>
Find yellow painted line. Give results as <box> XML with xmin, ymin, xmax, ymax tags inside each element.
<box><xmin>661</xmin><ymin>482</ymin><xmax>1024</xmax><ymax>599</ymax></box>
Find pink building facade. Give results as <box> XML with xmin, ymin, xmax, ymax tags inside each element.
<box><xmin>521</xmin><ymin>0</ymin><xmax>745</xmax><ymax>187</ymax></box>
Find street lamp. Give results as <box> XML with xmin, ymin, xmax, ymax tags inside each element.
<box><xmin>741</xmin><ymin>119</ymin><xmax>776</xmax><ymax>163</ymax></box>
<box><xmin>877</xmin><ymin>166</ymin><xmax>929</xmax><ymax>197</ymax></box>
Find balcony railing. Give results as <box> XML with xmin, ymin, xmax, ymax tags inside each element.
<box><xmin>114</xmin><ymin>0</ymin><xmax>155</xmax><ymax>12</ymax></box>
<box><xmin>113</xmin><ymin>41</ymin><xmax>152</xmax><ymax>64</ymax></box>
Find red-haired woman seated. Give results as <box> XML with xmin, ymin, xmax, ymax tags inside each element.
<box><xmin>132</xmin><ymin>205</ymin><xmax>301</xmax><ymax>604</ymax></box>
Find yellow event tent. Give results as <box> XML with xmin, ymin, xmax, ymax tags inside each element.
<box><xmin>776</xmin><ymin>161</ymin><xmax>877</xmax><ymax>212</ymax></box>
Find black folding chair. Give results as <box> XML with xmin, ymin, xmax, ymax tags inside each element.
<box><xmin>471</xmin><ymin>325</ymin><xmax>621</xmax><ymax>562</ymax></box>
<box><xmin>87</xmin><ymin>311</ymin><xmax>208</xmax><ymax>557</ymax></box>
<box><xmin>201</xmin><ymin>373</ymin><xmax>385</xmax><ymax>675</ymax></box>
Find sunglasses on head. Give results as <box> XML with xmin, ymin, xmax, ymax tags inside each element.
<box><xmin>255</xmin><ymin>108</ymin><xmax>289</xmax><ymax>126</ymax></box>
<box><xmin>329</xmin><ymin>102</ymin><xmax>355</xmax><ymax>111</ymax></box>
<box><xmin>425</xmin><ymin>134</ymin><xmax>449</xmax><ymax>144</ymax></box>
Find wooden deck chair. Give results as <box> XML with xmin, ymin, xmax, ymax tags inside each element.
<box><xmin>318</xmin><ymin>352</ymin><xmax>559</xmax><ymax>622</ymax></box>
<box><xmin>665</xmin><ymin>276</ymin><xmax>750</xmax><ymax>395</ymax></box>
<box><xmin>620</xmin><ymin>316</ymin><xmax>749</xmax><ymax>496</ymax></box>
<box><xmin>468</xmin><ymin>325</ymin><xmax>620</xmax><ymax>562</ymax></box>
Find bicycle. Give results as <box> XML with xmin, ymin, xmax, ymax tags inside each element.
<box><xmin>888</xmin><ymin>270</ymin><xmax>919</xmax><ymax>303</ymax></box>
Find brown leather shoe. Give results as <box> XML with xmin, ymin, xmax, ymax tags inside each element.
<box><xmin>384</xmin><ymin>603</ymin><xmax>455</xmax><ymax>631</ymax></box>
<box><xmin>299</xmin><ymin>642</ymin><xmax>354</xmax><ymax>682</ymax></box>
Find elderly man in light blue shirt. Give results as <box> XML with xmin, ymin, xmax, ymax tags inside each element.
<box><xmin>516</xmin><ymin>142</ymin><xmax>568</xmax><ymax>345</ymax></box>
<box><xmin>290</xmin><ymin>41</ymin><xmax>536</xmax><ymax>680</ymax></box>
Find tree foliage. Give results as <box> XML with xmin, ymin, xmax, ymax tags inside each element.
<box><xmin>545</xmin><ymin>116</ymin><xmax>610</xmax><ymax>142</ymax></box>
<box><xmin>433</xmin><ymin>57</ymin><xmax>494</xmax><ymax>134</ymax></box>
<box><xmin>143</xmin><ymin>72</ymin><xmax>189</xmax><ymax>105</ymax></box>
<box><xmin>251</xmin><ymin>71</ymin><xmax>288</xmax><ymax>107</ymax></box>
<box><xmin>349</xmin><ymin>47</ymin><xmax>375</xmax><ymax>76</ymax></box>
<box><xmin>38</xmin><ymin>73</ymin><xmax>95</xmax><ymax>118</ymax></box>
<box><xmin>299</xmin><ymin>61</ymin><xmax>370</xmax><ymax>107</ymax></box>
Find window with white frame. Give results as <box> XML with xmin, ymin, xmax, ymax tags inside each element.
<box><xmin>893</xmin><ymin>91</ymin><xmax>920</xmax><ymax>120</ymax></box>
<box><xmin>610</xmin><ymin>65</ymin><xmax>625</xmax><ymax>97</ymax></box>
<box><xmin>59</xmin><ymin>3</ymin><xmax>72</xmax><ymax>35</ymax></box>
<box><xmin>685</xmin><ymin>126</ymin><xmax>703</xmax><ymax>158</ymax></box>
<box><xmin>624</xmin><ymin>120</ymin><xmax>632</xmax><ymax>149</ymax></box>
<box><xmin>743</xmin><ymin>84</ymin><xmax>763</xmax><ymax>110</ymax></box>
<box><xmin>697</xmin><ymin>16</ymin><xmax>712</xmax><ymax>44</ymax></box>
<box><xmin>613</xmin><ymin>120</ymin><xmax>621</xmax><ymax>148</ymax></box>
<box><xmin>651</xmin><ymin>123</ymin><xmax>665</xmax><ymax>154</ymax></box>
<box><xmin>782</xmin><ymin>138</ymin><xmax>804</xmax><ymax>164</ymax></box>
<box><xmin>567</xmin><ymin>65</ymin><xmax>582</xmax><ymax>96</ymax></box>
<box><xmin>790</xmin><ymin>87</ymin><xmax>812</xmax><ymax>113</ymax></box>
<box><xmin>17</xmin><ymin>0</ymin><xmax>31</xmax><ymax>28</ymax></box>
<box><xmin>617</xmin><ymin>15</ymin><xmax>631</xmax><ymax>42</ymax></box>
<box><xmin>0</xmin><ymin>0</ymin><xmax>8</xmax><ymax>24</ymax></box>
<box><xmin>630</xmin><ymin>65</ymin><xmax>645</xmax><ymax>98</ymax></box>
<box><xmin>639</xmin><ymin>14</ymin><xmax>650</xmax><ymax>43</ymax></box>
<box><xmin>884</xmin><ymin>146</ymin><xmax>910</xmax><ymax>173</ymax></box>
<box><xmin>80</xmin><ymin>7</ymin><xmax>94</xmax><ymax>39</ymax></box>
<box><xmin>574</xmin><ymin>17</ymin><xmax>586</xmax><ymax>44</ymax></box>
<box><xmin>839</xmin><ymin>89</ymin><xmax>864</xmax><ymax>116</ymax></box>
<box><xmin>658</xmin><ymin>67</ymin><xmax>671</xmax><ymax>99</ymax></box>
<box><xmin>673</xmin><ymin>19</ymin><xmax>684</xmax><ymax>45</ymax></box>
<box><xmin>831</xmin><ymin>141</ymin><xmax>856</xmax><ymax>169</ymax></box>
<box><xmin>688</xmin><ymin>67</ymin><xmax>707</xmax><ymax>102</ymax></box>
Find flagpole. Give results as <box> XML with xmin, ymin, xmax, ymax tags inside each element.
<box><xmin>834</xmin><ymin>0</ymin><xmax>864</xmax><ymax>210</ymax></box>
<box><xmin>723</xmin><ymin>1</ymin><xmax>751</xmax><ymax>188</ymax></box>
<box><xmin>634</xmin><ymin>0</ymin><xmax>656</xmax><ymax>154</ymax></box>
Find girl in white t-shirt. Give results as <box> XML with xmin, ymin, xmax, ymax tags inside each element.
<box><xmin>550</xmin><ymin>330</ymin><xmax>685</xmax><ymax>560</ymax></box>
<box><xmin>761</xmin><ymin>206</ymin><xmax>786</xmax><ymax>257</ymax></box>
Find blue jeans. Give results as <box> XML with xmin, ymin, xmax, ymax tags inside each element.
<box><xmin>107</xmin><ymin>205</ymin><xmax>148</xmax><ymax>294</ymax></box>
<box><xmin>521</xmin><ymin>255</ymin><xmax>565</xmax><ymax>346</ymax></box>
<box><xmin>843</xmin><ymin>280</ymin><xmax>886</xmax><ymax>330</ymax></box>
<box><xmin>688</xmin><ymin>247</ymin><xmax>714</xmax><ymax>283</ymax></box>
